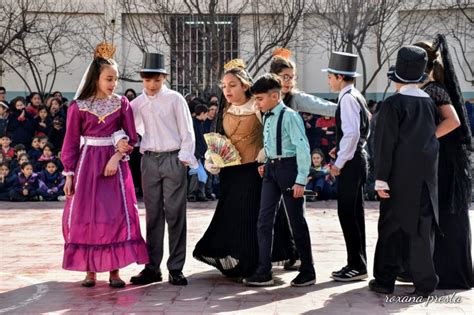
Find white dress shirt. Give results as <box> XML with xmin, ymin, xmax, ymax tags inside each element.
<box><xmin>335</xmin><ymin>84</ymin><xmax>361</xmax><ymax>169</ymax></box>
<box><xmin>131</xmin><ymin>85</ymin><xmax>198</xmax><ymax>168</ymax></box>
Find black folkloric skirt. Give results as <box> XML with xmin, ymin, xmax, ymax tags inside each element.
<box><xmin>193</xmin><ymin>162</ymin><xmax>297</xmax><ymax>277</ymax></box>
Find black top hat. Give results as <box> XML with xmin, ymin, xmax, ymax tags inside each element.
<box><xmin>140</xmin><ymin>53</ymin><xmax>168</xmax><ymax>74</ymax></box>
<box><xmin>388</xmin><ymin>46</ymin><xmax>428</xmax><ymax>84</ymax></box>
<box><xmin>321</xmin><ymin>51</ymin><xmax>361</xmax><ymax>77</ymax></box>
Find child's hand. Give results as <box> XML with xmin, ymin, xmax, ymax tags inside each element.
<box><xmin>330</xmin><ymin>165</ymin><xmax>340</xmax><ymax>177</ymax></box>
<box><xmin>22</xmin><ymin>189</ymin><xmax>28</xmax><ymax>196</ymax></box>
<box><xmin>292</xmin><ymin>184</ymin><xmax>304</xmax><ymax>198</ymax></box>
<box><xmin>117</xmin><ymin>139</ymin><xmax>132</xmax><ymax>154</ymax></box>
<box><xmin>258</xmin><ymin>165</ymin><xmax>265</xmax><ymax>178</ymax></box>
<box><xmin>104</xmin><ymin>155</ymin><xmax>120</xmax><ymax>177</ymax></box>
<box><xmin>376</xmin><ymin>189</ymin><xmax>390</xmax><ymax>199</ymax></box>
<box><xmin>64</xmin><ymin>176</ymin><xmax>74</xmax><ymax>196</ymax></box>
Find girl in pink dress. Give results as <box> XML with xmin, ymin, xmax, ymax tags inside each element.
<box><xmin>61</xmin><ymin>43</ymin><xmax>148</xmax><ymax>287</ymax></box>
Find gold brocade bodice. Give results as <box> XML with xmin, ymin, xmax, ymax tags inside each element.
<box><xmin>223</xmin><ymin>112</ymin><xmax>263</xmax><ymax>164</ymax></box>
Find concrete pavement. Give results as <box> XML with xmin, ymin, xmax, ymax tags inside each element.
<box><xmin>0</xmin><ymin>200</ymin><xmax>472</xmax><ymax>314</ymax></box>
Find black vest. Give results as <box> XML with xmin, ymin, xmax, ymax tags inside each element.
<box><xmin>335</xmin><ymin>89</ymin><xmax>369</xmax><ymax>153</ymax></box>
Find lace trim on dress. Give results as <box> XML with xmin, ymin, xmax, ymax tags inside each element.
<box><xmin>226</xmin><ymin>99</ymin><xmax>258</xmax><ymax>116</ymax></box>
<box><xmin>77</xmin><ymin>94</ymin><xmax>121</xmax><ymax>123</ymax></box>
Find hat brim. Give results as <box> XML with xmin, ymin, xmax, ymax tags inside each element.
<box><xmin>388</xmin><ymin>72</ymin><xmax>428</xmax><ymax>84</ymax></box>
<box><xmin>321</xmin><ymin>68</ymin><xmax>361</xmax><ymax>77</ymax></box>
<box><xmin>140</xmin><ymin>68</ymin><xmax>168</xmax><ymax>75</ymax></box>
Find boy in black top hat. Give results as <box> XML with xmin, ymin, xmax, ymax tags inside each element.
<box><xmin>369</xmin><ymin>46</ymin><xmax>439</xmax><ymax>296</ymax></box>
<box><xmin>130</xmin><ymin>53</ymin><xmax>197</xmax><ymax>286</ymax></box>
<box><xmin>322</xmin><ymin>52</ymin><xmax>370</xmax><ymax>281</ymax></box>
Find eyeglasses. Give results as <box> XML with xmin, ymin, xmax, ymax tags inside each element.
<box><xmin>278</xmin><ymin>74</ymin><xmax>297</xmax><ymax>82</ymax></box>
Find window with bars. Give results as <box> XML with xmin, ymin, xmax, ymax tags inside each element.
<box><xmin>170</xmin><ymin>14</ymin><xmax>239</xmax><ymax>96</ymax></box>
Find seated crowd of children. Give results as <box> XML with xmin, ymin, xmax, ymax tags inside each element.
<box><xmin>0</xmin><ymin>133</ymin><xmax>65</xmax><ymax>202</ymax></box>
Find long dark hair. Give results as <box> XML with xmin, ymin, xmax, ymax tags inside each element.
<box><xmin>213</xmin><ymin>66</ymin><xmax>254</xmax><ymax>134</ymax></box>
<box><xmin>77</xmin><ymin>57</ymin><xmax>118</xmax><ymax>100</ymax></box>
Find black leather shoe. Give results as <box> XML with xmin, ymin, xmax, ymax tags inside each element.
<box><xmin>169</xmin><ymin>271</ymin><xmax>188</xmax><ymax>286</ymax></box>
<box><xmin>369</xmin><ymin>279</ymin><xmax>394</xmax><ymax>294</ymax></box>
<box><xmin>109</xmin><ymin>278</ymin><xmax>126</xmax><ymax>288</ymax></box>
<box><xmin>409</xmin><ymin>289</ymin><xmax>433</xmax><ymax>298</ymax></box>
<box><xmin>81</xmin><ymin>278</ymin><xmax>96</xmax><ymax>287</ymax></box>
<box><xmin>130</xmin><ymin>268</ymin><xmax>163</xmax><ymax>285</ymax></box>
<box><xmin>291</xmin><ymin>272</ymin><xmax>316</xmax><ymax>287</ymax></box>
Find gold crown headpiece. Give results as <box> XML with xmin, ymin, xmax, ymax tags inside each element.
<box><xmin>94</xmin><ymin>42</ymin><xmax>116</xmax><ymax>59</ymax></box>
<box><xmin>272</xmin><ymin>48</ymin><xmax>293</xmax><ymax>60</ymax></box>
<box><xmin>224</xmin><ymin>58</ymin><xmax>246</xmax><ymax>71</ymax></box>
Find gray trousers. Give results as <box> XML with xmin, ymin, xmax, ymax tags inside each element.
<box><xmin>141</xmin><ymin>151</ymin><xmax>187</xmax><ymax>272</ymax></box>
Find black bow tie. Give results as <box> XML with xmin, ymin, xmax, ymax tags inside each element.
<box><xmin>264</xmin><ymin>112</ymin><xmax>274</xmax><ymax>117</ymax></box>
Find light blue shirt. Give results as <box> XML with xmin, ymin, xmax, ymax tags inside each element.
<box><xmin>263</xmin><ymin>102</ymin><xmax>311</xmax><ymax>185</ymax></box>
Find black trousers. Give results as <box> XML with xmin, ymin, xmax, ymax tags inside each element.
<box><xmin>337</xmin><ymin>151</ymin><xmax>367</xmax><ymax>270</ymax></box>
<box><xmin>373</xmin><ymin>185</ymin><xmax>438</xmax><ymax>292</ymax></box>
<box><xmin>256</xmin><ymin>158</ymin><xmax>314</xmax><ymax>275</ymax></box>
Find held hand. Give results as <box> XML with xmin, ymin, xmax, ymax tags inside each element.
<box><xmin>376</xmin><ymin>189</ymin><xmax>391</xmax><ymax>199</ymax></box>
<box><xmin>329</xmin><ymin>147</ymin><xmax>337</xmax><ymax>159</ymax></box>
<box><xmin>64</xmin><ymin>175</ymin><xmax>74</xmax><ymax>196</ymax></box>
<box><xmin>22</xmin><ymin>189</ymin><xmax>28</xmax><ymax>196</ymax></box>
<box><xmin>204</xmin><ymin>160</ymin><xmax>220</xmax><ymax>175</ymax></box>
<box><xmin>330</xmin><ymin>165</ymin><xmax>341</xmax><ymax>177</ymax></box>
<box><xmin>117</xmin><ymin>139</ymin><xmax>132</xmax><ymax>154</ymax></box>
<box><xmin>292</xmin><ymin>184</ymin><xmax>305</xmax><ymax>198</ymax></box>
<box><xmin>258</xmin><ymin>165</ymin><xmax>265</xmax><ymax>178</ymax></box>
<box><xmin>104</xmin><ymin>155</ymin><xmax>120</xmax><ymax>177</ymax></box>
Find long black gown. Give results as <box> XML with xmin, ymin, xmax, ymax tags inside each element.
<box><xmin>425</xmin><ymin>81</ymin><xmax>473</xmax><ymax>289</ymax></box>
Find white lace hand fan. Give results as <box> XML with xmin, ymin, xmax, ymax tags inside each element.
<box><xmin>204</xmin><ymin>133</ymin><xmax>242</xmax><ymax>168</ymax></box>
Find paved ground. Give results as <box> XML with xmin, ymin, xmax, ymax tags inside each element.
<box><xmin>0</xmin><ymin>200</ymin><xmax>472</xmax><ymax>314</ymax></box>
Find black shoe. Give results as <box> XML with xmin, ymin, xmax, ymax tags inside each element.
<box><xmin>206</xmin><ymin>193</ymin><xmax>216</xmax><ymax>201</ymax></box>
<box><xmin>283</xmin><ymin>258</ymin><xmax>301</xmax><ymax>271</ymax></box>
<box><xmin>109</xmin><ymin>278</ymin><xmax>126</xmax><ymax>288</ymax></box>
<box><xmin>81</xmin><ymin>278</ymin><xmax>96</xmax><ymax>287</ymax></box>
<box><xmin>243</xmin><ymin>273</ymin><xmax>273</xmax><ymax>287</ymax></box>
<box><xmin>196</xmin><ymin>193</ymin><xmax>209</xmax><ymax>202</ymax></box>
<box><xmin>130</xmin><ymin>268</ymin><xmax>163</xmax><ymax>285</ymax></box>
<box><xmin>396</xmin><ymin>276</ymin><xmax>413</xmax><ymax>283</ymax></box>
<box><xmin>187</xmin><ymin>195</ymin><xmax>197</xmax><ymax>202</ymax></box>
<box><xmin>291</xmin><ymin>272</ymin><xmax>316</xmax><ymax>287</ymax></box>
<box><xmin>331</xmin><ymin>265</ymin><xmax>349</xmax><ymax>277</ymax></box>
<box><xmin>169</xmin><ymin>271</ymin><xmax>188</xmax><ymax>286</ymax></box>
<box><xmin>369</xmin><ymin>279</ymin><xmax>394</xmax><ymax>294</ymax></box>
<box><xmin>409</xmin><ymin>288</ymin><xmax>433</xmax><ymax>298</ymax></box>
<box><xmin>331</xmin><ymin>267</ymin><xmax>368</xmax><ymax>282</ymax></box>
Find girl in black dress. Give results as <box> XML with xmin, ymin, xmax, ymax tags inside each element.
<box><xmin>415</xmin><ymin>35</ymin><xmax>473</xmax><ymax>289</ymax></box>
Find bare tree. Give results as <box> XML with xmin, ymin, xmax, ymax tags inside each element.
<box><xmin>1</xmin><ymin>1</ymin><xmax>85</xmax><ymax>95</ymax></box>
<box><xmin>307</xmin><ymin>0</ymin><xmax>435</xmax><ymax>95</ymax></box>
<box><xmin>435</xmin><ymin>1</ymin><xmax>473</xmax><ymax>85</ymax></box>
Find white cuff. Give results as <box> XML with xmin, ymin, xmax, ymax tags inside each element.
<box><xmin>62</xmin><ymin>171</ymin><xmax>74</xmax><ymax>176</ymax></box>
<box><xmin>256</xmin><ymin>148</ymin><xmax>266</xmax><ymax>163</ymax></box>
<box><xmin>111</xmin><ymin>129</ymin><xmax>129</xmax><ymax>147</ymax></box>
<box><xmin>375</xmin><ymin>180</ymin><xmax>390</xmax><ymax>191</ymax></box>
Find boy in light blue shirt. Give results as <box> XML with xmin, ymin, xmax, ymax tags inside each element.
<box><xmin>243</xmin><ymin>73</ymin><xmax>315</xmax><ymax>287</ymax></box>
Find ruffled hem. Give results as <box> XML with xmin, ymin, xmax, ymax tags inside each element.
<box><xmin>63</xmin><ymin>239</ymin><xmax>149</xmax><ymax>272</ymax></box>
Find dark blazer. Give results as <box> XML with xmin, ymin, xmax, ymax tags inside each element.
<box><xmin>374</xmin><ymin>92</ymin><xmax>439</xmax><ymax>234</ymax></box>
